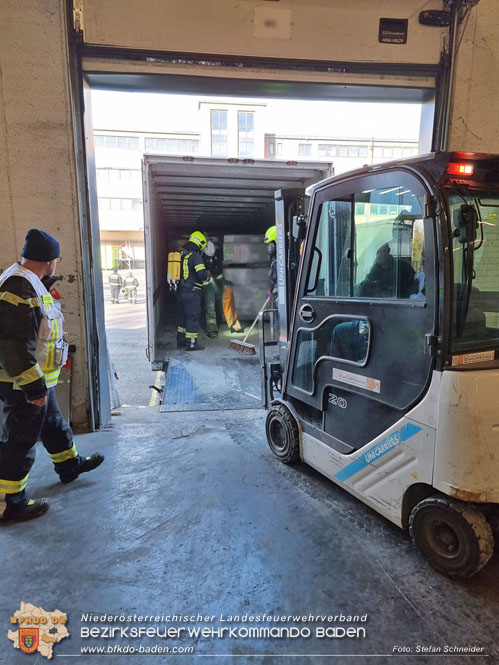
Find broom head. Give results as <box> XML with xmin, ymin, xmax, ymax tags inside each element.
<box><xmin>228</xmin><ymin>340</ymin><xmax>256</xmax><ymax>355</ymax></box>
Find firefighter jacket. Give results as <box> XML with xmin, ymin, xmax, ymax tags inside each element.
<box><xmin>179</xmin><ymin>242</ymin><xmax>208</xmax><ymax>291</ymax></box>
<box><xmin>0</xmin><ymin>263</ymin><xmax>69</xmax><ymax>399</ymax></box>
<box><xmin>123</xmin><ymin>275</ymin><xmax>139</xmax><ymax>289</ymax></box>
<box><xmin>108</xmin><ymin>272</ymin><xmax>123</xmax><ymax>287</ymax></box>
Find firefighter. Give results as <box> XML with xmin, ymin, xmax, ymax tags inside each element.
<box><xmin>264</xmin><ymin>226</ymin><xmax>278</xmax><ymax>305</ymax></box>
<box><xmin>123</xmin><ymin>271</ymin><xmax>139</xmax><ymax>304</ymax></box>
<box><xmin>0</xmin><ymin>229</ymin><xmax>104</xmax><ymax>523</ymax></box>
<box><xmin>108</xmin><ymin>267</ymin><xmax>123</xmax><ymax>304</ymax></box>
<box><xmin>177</xmin><ymin>231</ymin><xmax>209</xmax><ymax>350</ymax></box>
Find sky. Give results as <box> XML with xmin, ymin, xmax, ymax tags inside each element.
<box><xmin>91</xmin><ymin>90</ymin><xmax>421</xmax><ymax>141</ymax></box>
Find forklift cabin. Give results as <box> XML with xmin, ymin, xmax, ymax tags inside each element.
<box><xmin>261</xmin><ymin>152</ymin><xmax>499</xmax><ymax>579</ymax></box>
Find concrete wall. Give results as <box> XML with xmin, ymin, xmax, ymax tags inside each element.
<box><xmin>0</xmin><ymin>0</ymin><xmax>89</xmax><ymax>427</ymax></box>
<box><xmin>449</xmin><ymin>0</ymin><xmax>499</xmax><ymax>152</ymax></box>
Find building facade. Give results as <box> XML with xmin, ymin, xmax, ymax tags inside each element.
<box><xmin>94</xmin><ymin>103</ymin><xmax>418</xmax><ymax>268</ymax></box>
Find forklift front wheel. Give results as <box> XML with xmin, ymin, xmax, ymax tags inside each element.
<box><xmin>265</xmin><ymin>404</ymin><xmax>300</xmax><ymax>464</ymax></box>
<box><xmin>409</xmin><ymin>496</ymin><xmax>494</xmax><ymax>579</ymax></box>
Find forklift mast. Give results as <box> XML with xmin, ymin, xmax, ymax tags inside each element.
<box><xmin>274</xmin><ymin>188</ymin><xmax>307</xmax><ymax>366</ymax></box>
<box><xmin>260</xmin><ymin>188</ymin><xmax>307</xmax><ymax>407</ymax></box>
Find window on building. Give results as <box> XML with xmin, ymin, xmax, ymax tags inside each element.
<box><xmin>145</xmin><ymin>137</ymin><xmax>199</xmax><ymax>153</ymax></box>
<box><xmin>277</xmin><ymin>143</ymin><xmax>283</xmax><ymax>156</ymax></box>
<box><xmin>238</xmin><ymin>112</ymin><xmax>254</xmax><ymax>158</ymax></box>
<box><xmin>211</xmin><ymin>110</ymin><xmax>228</xmax><ymax>156</ymax></box>
<box><xmin>99</xmin><ymin>198</ymin><xmax>142</xmax><ymax>211</ymax></box>
<box><xmin>96</xmin><ymin>169</ymin><xmax>140</xmax><ymax>182</ymax></box>
<box><xmin>318</xmin><ymin>144</ymin><xmax>335</xmax><ymax>158</ymax></box>
<box><xmin>100</xmin><ymin>135</ymin><xmax>140</xmax><ymax>150</ymax></box>
<box><xmin>334</xmin><ymin>145</ymin><xmax>369</xmax><ymax>158</ymax></box>
<box><xmin>299</xmin><ymin>144</ymin><xmax>312</xmax><ymax>157</ymax></box>
<box><xmin>269</xmin><ymin>143</ymin><xmax>275</xmax><ymax>156</ymax></box>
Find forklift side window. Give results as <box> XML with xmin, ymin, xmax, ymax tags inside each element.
<box><xmin>306</xmin><ymin>200</ymin><xmax>352</xmax><ymax>296</ymax></box>
<box><xmin>353</xmin><ymin>188</ymin><xmax>424</xmax><ymax>300</ymax></box>
<box><xmin>292</xmin><ymin>317</ymin><xmax>371</xmax><ymax>392</ymax></box>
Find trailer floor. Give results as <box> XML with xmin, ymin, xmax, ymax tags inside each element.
<box><xmin>1</xmin><ymin>403</ymin><xmax>499</xmax><ymax>664</ymax></box>
<box><xmin>156</xmin><ymin>306</ymin><xmax>264</xmax><ymax>412</ymax></box>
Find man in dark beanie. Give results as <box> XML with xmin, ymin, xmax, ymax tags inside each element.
<box><xmin>0</xmin><ymin>228</ymin><xmax>104</xmax><ymax>523</ymax></box>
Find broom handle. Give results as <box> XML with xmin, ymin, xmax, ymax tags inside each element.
<box><xmin>241</xmin><ymin>296</ymin><xmax>271</xmax><ymax>344</ymax></box>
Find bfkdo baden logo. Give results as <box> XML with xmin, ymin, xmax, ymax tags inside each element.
<box><xmin>19</xmin><ymin>626</ymin><xmax>39</xmax><ymax>653</ymax></box>
<box><xmin>8</xmin><ymin>602</ymin><xmax>70</xmax><ymax>659</ymax></box>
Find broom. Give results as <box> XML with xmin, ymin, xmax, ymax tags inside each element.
<box><xmin>229</xmin><ymin>296</ymin><xmax>270</xmax><ymax>355</ymax></box>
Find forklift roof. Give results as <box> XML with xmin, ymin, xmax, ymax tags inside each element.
<box><xmin>306</xmin><ymin>151</ymin><xmax>499</xmax><ymax>197</ymax></box>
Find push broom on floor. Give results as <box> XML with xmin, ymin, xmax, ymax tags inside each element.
<box><xmin>229</xmin><ymin>296</ymin><xmax>270</xmax><ymax>355</ymax></box>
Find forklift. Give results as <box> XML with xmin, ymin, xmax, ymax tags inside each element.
<box><xmin>260</xmin><ymin>152</ymin><xmax>499</xmax><ymax>579</ymax></box>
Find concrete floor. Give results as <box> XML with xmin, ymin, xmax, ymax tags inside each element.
<box><xmin>2</xmin><ymin>277</ymin><xmax>499</xmax><ymax>664</ymax></box>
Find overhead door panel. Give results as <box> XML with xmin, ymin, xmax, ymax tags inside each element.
<box><xmin>81</xmin><ymin>0</ymin><xmax>444</xmax><ymax>66</ymax></box>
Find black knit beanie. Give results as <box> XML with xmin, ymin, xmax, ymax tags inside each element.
<box><xmin>21</xmin><ymin>229</ymin><xmax>60</xmax><ymax>262</ymax></box>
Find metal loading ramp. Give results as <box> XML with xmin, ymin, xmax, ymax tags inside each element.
<box><xmin>160</xmin><ymin>337</ymin><xmax>262</xmax><ymax>412</ymax></box>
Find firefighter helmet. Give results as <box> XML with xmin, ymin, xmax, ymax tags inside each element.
<box><xmin>188</xmin><ymin>231</ymin><xmax>207</xmax><ymax>250</ymax></box>
<box><xmin>264</xmin><ymin>226</ymin><xmax>277</xmax><ymax>244</ymax></box>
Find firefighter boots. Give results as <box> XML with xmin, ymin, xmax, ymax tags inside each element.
<box><xmin>1</xmin><ymin>498</ymin><xmax>49</xmax><ymax>523</ymax></box>
<box><xmin>58</xmin><ymin>453</ymin><xmax>105</xmax><ymax>484</ymax></box>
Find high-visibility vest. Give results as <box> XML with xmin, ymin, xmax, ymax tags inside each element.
<box><xmin>181</xmin><ymin>251</ymin><xmax>206</xmax><ymax>291</ymax></box>
<box><xmin>109</xmin><ymin>273</ymin><xmax>122</xmax><ymax>286</ymax></box>
<box><xmin>0</xmin><ymin>263</ymin><xmax>68</xmax><ymax>389</ymax></box>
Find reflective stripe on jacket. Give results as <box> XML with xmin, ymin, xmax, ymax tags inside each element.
<box><xmin>0</xmin><ymin>264</ymin><xmax>68</xmax><ymax>391</ymax></box>
<box><xmin>180</xmin><ymin>249</ymin><xmax>208</xmax><ymax>291</ymax></box>
<box><xmin>108</xmin><ymin>273</ymin><xmax>122</xmax><ymax>286</ymax></box>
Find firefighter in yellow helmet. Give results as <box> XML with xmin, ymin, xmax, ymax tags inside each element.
<box><xmin>177</xmin><ymin>231</ymin><xmax>209</xmax><ymax>350</ymax></box>
<box><xmin>264</xmin><ymin>226</ymin><xmax>278</xmax><ymax>305</ymax></box>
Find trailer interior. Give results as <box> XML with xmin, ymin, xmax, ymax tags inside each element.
<box><xmin>141</xmin><ymin>157</ymin><xmax>331</xmax><ymax>410</ymax></box>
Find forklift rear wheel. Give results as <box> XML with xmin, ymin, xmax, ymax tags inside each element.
<box><xmin>266</xmin><ymin>404</ymin><xmax>300</xmax><ymax>464</ymax></box>
<box><xmin>409</xmin><ymin>496</ymin><xmax>494</xmax><ymax>579</ymax></box>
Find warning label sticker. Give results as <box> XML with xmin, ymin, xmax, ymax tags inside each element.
<box><xmin>333</xmin><ymin>368</ymin><xmax>381</xmax><ymax>393</ymax></box>
<box><xmin>451</xmin><ymin>350</ymin><xmax>495</xmax><ymax>366</ymax></box>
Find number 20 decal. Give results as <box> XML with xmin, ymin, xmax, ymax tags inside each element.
<box><xmin>328</xmin><ymin>393</ymin><xmax>347</xmax><ymax>409</ymax></box>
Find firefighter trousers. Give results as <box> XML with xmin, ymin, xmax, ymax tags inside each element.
<box><xmin>177</xmin><ymin>287</ymin><xmax>202</xmax><ymax>341</ymax></box>
<box><xmin>110</xmin><ymin>286</ymin><xmax>121</xmax><ymax>303</ymax></box>
<box><xmin>202</xmin><ymin>280</ymin><xmax>218</xmax><ymax>334</ymax></box>
<box><xmin>0</xmin><ymin>385</ymin><xmax>76</xmax><ymax>509</ymax></box>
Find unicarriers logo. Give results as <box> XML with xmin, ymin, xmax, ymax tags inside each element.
<box><xmin>8</xmin><ymin>602</ymin><xmax>69</xmax><ymax>659</ymax></box>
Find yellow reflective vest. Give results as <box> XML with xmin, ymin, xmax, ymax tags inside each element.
<box><xmin>0</xmin><ymin>264</ymin><xmax>68</xmax><ymax>391</ymax></box>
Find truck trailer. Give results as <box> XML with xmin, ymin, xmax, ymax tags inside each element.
<box><xmin>141</xmin><ymin>156</ymin><xmax>332</xmax><ymax>369</ymax></box>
